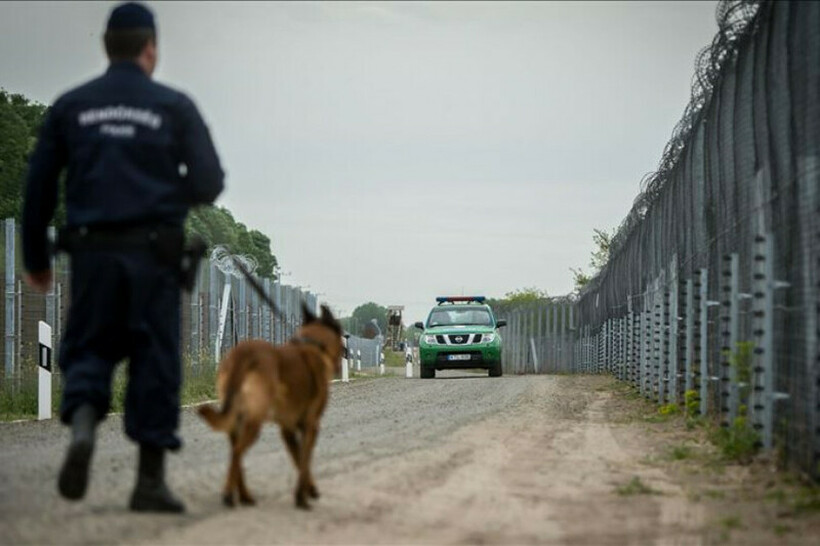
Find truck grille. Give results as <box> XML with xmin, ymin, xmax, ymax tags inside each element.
<box><xmin>435</xmin><ymin>334</ymin><xmax>484</xmax><ymax>345</ymax></box>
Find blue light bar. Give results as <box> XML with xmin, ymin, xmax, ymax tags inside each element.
<box><xmin>436</xmin><ymin>296</ymin><xmax>486</xmax><ymax>304</ymax></box>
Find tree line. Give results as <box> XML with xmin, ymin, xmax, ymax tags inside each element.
<box><xmin>0</xmin><ymin>89</ymin><xmax>278</xmax><ymax>278</ymax></box>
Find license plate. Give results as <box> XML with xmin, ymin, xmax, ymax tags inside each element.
<box><xmin>447</xmin><ymin>354</ymin><xmax>471</xmax><ymax>361</ymax></box>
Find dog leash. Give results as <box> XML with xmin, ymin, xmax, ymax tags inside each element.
<box><xmin>230</xmin><ymin>256</ymin><xmax>288</xmax><ymax>321</ymax></box>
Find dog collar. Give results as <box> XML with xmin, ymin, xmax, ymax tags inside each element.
<box><xmin>293</xmin><ymin>336</ymin><xmax>328</xmax><ymax>354</ymax></box>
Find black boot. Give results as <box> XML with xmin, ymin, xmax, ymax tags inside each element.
<box><xmin>58</xmin><ymin>403</ymin><xmax>97</xmax><ymax>500</ymax></box>
<box><xmin>129</xmin><ymin>444</ymin><xmax>185</xmax><ymax>513</ymax></box>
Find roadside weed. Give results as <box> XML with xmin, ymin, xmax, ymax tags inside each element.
<box><xmin>709</xmin><ymin>415</ymin><xmax>759</xmax><ymax>464</ymax></box>
<box><xmin>719</xmin><ymin>515</ymin><xmax>743</xmax><ymax>530</ymax></box>
<box><xmin>615</xmin><ymin>476</ymin><xmax>660</xmax><ymax>496</ymax></box>
<box><xmin>666</xmin><ymin>444</ymin><xmax>694</xmax><ymax>461</ymax></box>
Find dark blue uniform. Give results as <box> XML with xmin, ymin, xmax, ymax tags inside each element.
<box><xmin>23</xmin><ymin>61</ymin><xmax>224</xmax><ymax>450</ymax></box>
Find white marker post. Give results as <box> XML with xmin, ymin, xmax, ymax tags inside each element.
<box><xmin>405</xmin><ymin>346</ymin><xmax>413</xmax><ymax>378</ymax></box>
<box><xmin>356</xmin><ymin>349</ymin><xmax>361</xmax><ymax>372</ymax></box>
<box><xmin>530</xmin><ymin>338</ymin><xmax>539</xmax><ymax>374</ymax></box>
<box><xmin>341</xmin><ymin>336</ymin><xmax>350</xmax><ymax>383</ymax></box>
<box><xmin>215</xmin><ymin>283</ymin><xmax>232</xmax><ymax>361</ymax></box>
<box><xmin>38</xmin><ymin>321</ymin><xmax>52</xmax><ymax>420</ymax></box>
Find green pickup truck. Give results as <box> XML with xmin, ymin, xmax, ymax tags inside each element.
<box><xmin>414</xmin><ymin>296</ymin><xmax>506</xmax><ymax>379</ymax></box>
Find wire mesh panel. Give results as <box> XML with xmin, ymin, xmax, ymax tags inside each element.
<box><xmin>573</xmin><ymin>0</ymin><xmax>820</xmax><ymax>477</ymax></box>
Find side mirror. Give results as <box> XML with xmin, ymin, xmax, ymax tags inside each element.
<box><xmin>414</xmin><ymin>321</ymin><xmax>425</xmax><ymax>330</ymax></box>
<box><xmin>496</xmin><ymin>319</ymin><xmax>507</xmax><ymax>328</ymax></box>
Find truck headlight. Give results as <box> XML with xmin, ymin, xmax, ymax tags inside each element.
<box><xmin>481</xmin><ymin>334</ymin><xmax>496</xmax><ymax>343</ymax></box>
<box><xmin>423</xmin><ymin>334</ymin><xmax>437</xmax><ymax>344</ymax></box>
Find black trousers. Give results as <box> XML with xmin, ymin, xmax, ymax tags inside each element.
<box><xmin>59</xmin><ymin>249</ymin><xmax>182</xmax><ymax>450</ymax></box>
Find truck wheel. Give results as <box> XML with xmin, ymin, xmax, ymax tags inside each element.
<box><xmin>420</xmin><ymin>367</ymin><xmax>435</xmax><ymax>379</ymax></box>
<box><xmin>489</xmin><ymin>362</ymin><xmax>503</xmax><ymax>377</ymax></box>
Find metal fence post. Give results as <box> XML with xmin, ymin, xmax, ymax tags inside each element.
<box><xmin>190</xmin><ymin>263</ymin><xmax>201</xmax><ymax>357</ymax></box>
<box><xmin>263</xmin><ymin>278</ymin><xmax>271</xmax><ymax>341</ymax></box>
<box><xmin>626</xmin><ymin>298</ymin><xmax>634</xmax><ymax>386</ymax></box>
<box><xmin>669</xmin><ymin>276</ymin><xmax>679</xmax><ymax>405</ymax></box>
<box><xmin>209</xmin><ymin>262</ymin><xmax>219</xmax><ymax>359</ymax></box>
<box><xmin>646</xmin><ymin>292</ymin><xmax>654</xmax><ymax>398</ymax></box>
<box><xmin>653</xmin><ymin>280</ymin><xmax>662</xmax><ymax>402</ymax></box>
<box><xmin>721</xmin><ymin>253</ymin><xmax>741</xmax><ymax>424</ymax></box>
<box><xmin>45</xmin><ymin>226</ymin><xmax>57</xmax><ymax>351</ymax></box>
<box><xmin>600</xmin><ymin>321</ymin><xmax>605</xmax><ymax>374</ymax></box>
<box><xmin>238</xmin><ymin>277</ymin><xmax>247</xmax><ymax>341</ymax></box>
<box><xmin>568</xmin><ymin>303</ymin><xmax>578</xmax><ymax>372</ymax></box>
<box><xmin>518</xmin><ymin>308</ymin><xmax>524</xmax><ymax>373</ymax></box>
<box><xmin>537</xmin><ymin>304</ymin><xmax>544</xmax><ymax>373</ymax></box>
<box><xmin>699</xmin><ymin>268</ymin><xmax>709</xmax><ymax>416</ymax></box>
<box><xmin>752</xmin><ymin>233</ymin><xmax>789</xmax><ymax>450</ymax></box>
<box><xmin>5</xmin><ymin>219</ymin><xmax>15</xmax><ymax>380</ymax></box>
<box><xmin>685</xmin><ymin>278</ymin><xmax>695</xmax><ymax>394</ymax></box>
<box><xmin>559</xmin><ymin>305</ymin><xmax>567</xmax><ymax>374</ymax></box>
<box><xmin>640</xmin><ymin>296</ymin><xmax>649</xmax><ymax>397</ymax></box>
<box><xmin>274</xmin><ymin>278</ymin><xmax>282</xmax><ymax>343</ymax></box>
<box><xmin>619</xmin><ymin>316</ymin><xmax>625</xmax><ymax>380</ymax></box>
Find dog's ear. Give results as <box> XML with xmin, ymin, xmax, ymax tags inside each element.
<box><xmin>320</xmin><ymin>304</ymin><xmax>334</xmax><ymax>323</ymax></box>
<box><xmin>320</xmin><ymin>304</ymin><xmax>342</xmax><ymax>334</ymax></box>
<box><xmin>302</xmin><ymin>301</ymin><xmax>317</xmax><ymax>324</ymax></box>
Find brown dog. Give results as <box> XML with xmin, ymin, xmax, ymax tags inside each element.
<box><xmin>198</xmin><ymin>303</ymin><xmax>343</xmax><ymax>509</ymax></box>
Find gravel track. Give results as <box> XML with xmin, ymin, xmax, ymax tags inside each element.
<box><xmin>0</xmin><ymin>371</ymin><xmax>717</xmax><ymax>545</ymax></box>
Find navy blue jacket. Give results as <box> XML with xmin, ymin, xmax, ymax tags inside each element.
<box><xmin>23</xmin><ymin>61</ymin><xmax>224</xmax><ymax>272</ymax></box>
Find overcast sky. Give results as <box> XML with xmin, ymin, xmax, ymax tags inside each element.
<box><xmin>0</xmin><ymin>1</ymin><xmax>719</xmax><ymax>323</ymax></box>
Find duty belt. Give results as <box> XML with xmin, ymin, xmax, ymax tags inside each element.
<box><xmin>56</xmin><ymin>224</ymin><xmax>174</xmax><ymax>253</ymax></box>
<box><xmin>56</xmin><ymin>224</ymin><xmax>206</xmax><ymax>293</ymax></box>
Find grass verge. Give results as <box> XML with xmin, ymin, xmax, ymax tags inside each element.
<box><xmin>1</xmin><ymin>352</ymin><xmax>219</xmax><ymax>421</ymax></box>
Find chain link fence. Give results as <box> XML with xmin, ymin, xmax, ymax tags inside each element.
<box><xmin>499</xmin><ymin>0</ymin><xmax>819</xmax><ymax>479</ymax></box>
<box><xmin>0</xmin><ymin>220</ymin><xmax>351</xmax><ymax>414</ymax></box>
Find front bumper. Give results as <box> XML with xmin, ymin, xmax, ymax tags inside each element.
<box><xmin>419</xmin><ymin>345</ymin><xmax>501</xmax><ymax>370</ymax></box>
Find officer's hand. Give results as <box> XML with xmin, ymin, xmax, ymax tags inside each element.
<box><xmin>24</xmin><ymin>270</ymin><xmax>53</xmax><ymax>293</ymax></box>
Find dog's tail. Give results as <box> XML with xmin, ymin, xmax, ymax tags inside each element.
<box><xmin>197</xmin><ymin>403</ymin><xmax>230</xmax><ymax>432</ymax></box>
<box><xmin>197</xmin><ymin>352</ymin><xmax>262</xmax><ymax>432</ymax></box>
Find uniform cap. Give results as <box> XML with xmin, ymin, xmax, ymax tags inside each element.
<box><xmin>106</xmin><ymin>2</ymin><xmax>156</xmax><ymax>32</ymax></box>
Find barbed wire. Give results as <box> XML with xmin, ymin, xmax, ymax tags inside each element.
<box><xmin>209</xmin><ymin>245</ymin><xmax>258</xmax><ymax>279</ymax></box>
<box><xmin>606</xmin><ymin>0</ymin><xmax>763</xmax><ymax>262</ymax></box>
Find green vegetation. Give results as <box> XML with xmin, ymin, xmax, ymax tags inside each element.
<box><xmin>727</xmin><ymin>341</ymin><xmax>754</xmax><ymax>386</ymax></box>
<box><xmin>658</xmin><ymin>403</ymin><xmax>680</xmax><ymax>416</ymax></box>
<box><xmin>0</xmin><ymin>368</ymin><xmax>40</xmax><ymax>421</ymax></box>
<box><xmin>485</xmin><ymin>287</ymin><xmax>550</xmax><ymax>315</ymax></box>
<box><xmin>709</xmin><ymin>415</ymin><xmax>759</xmax><ymax>464</ymax></box>
<box><xmin>185</xmin><ymin>205</ymin><xmax>277</xmax><ymax>278</ymax></box>
<box><xmin>764</xmin><ymin>481</ymin><xmax>820</xmax><ymax>519</ymax></box>
<box><xmin>615</xmin><ymin>476</ymin><xmax>660</xmax><ymax>496</ymax></box>
<box><xmin>570</xmin><ymin>227</ymin><xmax>616</xmax><ymax>292</ymax></box>
<box><xmin>0</xmin><ymin>352</ymin><xmax>218</xmax><ymax>421</ymax></box>
<box><xmin>773</xmin><ymin>524</ymin><xmax>792</xmax><ymax>537</ymax></box>
<box><xmin>341</xmin><ymin>302</ymin><xmax>388</xmax><ymax>338</ymax></box>
<box><xmin>0</xmin><ymin>89</ymin><xmax>50</xmax><ymax>221</ymax></box>
<box><xmin>643</xmin><ymin>403</ymin><xmax>681</xmax><ymax>423</ymax></box>
<box><xmin>665</xmin><ymin>444</ymin><xmax>694</xmax><ymax>461</ymax></box>
<box><xmin>792</xmin><ymin>486</ymin><xmax>820</xmax><ymax>515</ymax></box>
<box><xmin>718</xmin><ymin>515</ymin><xmax>743</xmax><ymax>530</ymax></box>
<box><xmin>683</xmin><ymin>389</ymin><xmax>703</xmax><ymax>430</ymax></box>
<box><xmin>383</xmin><ymin>350</ymin><xmax>406</xmax><ymax>368</ymax></box>
<box><xmin>702</xmin><ymin>489</ymin><xmax>726</xmax><ymax>500</ymax></box>
<box><xmin>707</xmin><ymin>343</ymin><xmax>760</xmax><ymax>464</ymax></box>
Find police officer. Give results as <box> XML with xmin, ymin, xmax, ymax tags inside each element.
<box><xmin>22</xmin><ymin>2</ymin><xmax>224</xmax><ymax>513</ymax></box>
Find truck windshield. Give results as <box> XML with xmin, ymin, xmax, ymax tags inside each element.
<box><xmin>428</xmin><ymin>308</ymin><xmax>492</xmax><ymax>327</ymax></box>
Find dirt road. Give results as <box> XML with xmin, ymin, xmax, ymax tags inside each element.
<box><xmin>1</xmin><ymin>372</ymin><xmax>817</xmax><ymax>545</ymax></box>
